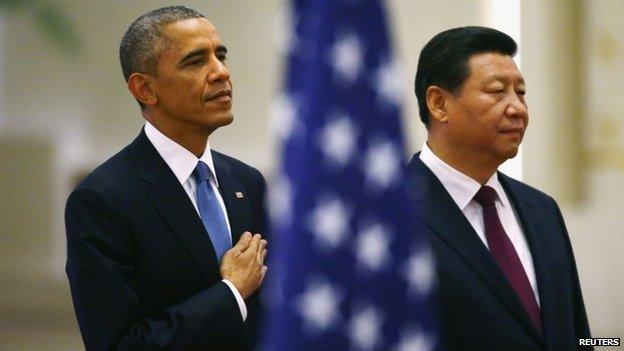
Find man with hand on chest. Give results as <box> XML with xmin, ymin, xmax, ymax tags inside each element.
<box><xmin>65</xmin><ymin>6</ymin><xmax>268</xmax><ymax>350</ymax></box>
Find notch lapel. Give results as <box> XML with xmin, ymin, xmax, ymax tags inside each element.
<box><xmin>409</xmin><ymin>156</ymin><xmax>542</xmax><ymax>343</ymax></box>
<box><xmin>500</xmin><ymin>174</ymin><xmax>557</xmax><ymax>350</ymax></box>
<box><xmin>213</xmin><ymin>152</ymin><xmax>252</xmax><ymax>245</ymax></box>
<box><xmin>131</xmin><ymin>130</ymin><xmax>220</xmax><ymax>282</ymax></box>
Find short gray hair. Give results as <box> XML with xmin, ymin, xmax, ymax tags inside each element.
<box><xmin>119</xmin><ymin>6</ymin><xmax>205</xmax><ymax>81</ymax></box>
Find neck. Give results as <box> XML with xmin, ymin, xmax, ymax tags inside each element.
<box><xmin>426</xmin><ymin>137</ymin><xmax>498</xmax><ymax>185</ymax></box>
<box><xmin>144</xmin><ymin>114</ymin><xmax>212</xmax><ymax>158</ymax></box>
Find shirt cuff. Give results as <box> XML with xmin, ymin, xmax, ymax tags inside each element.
<box><xmin>222</xmin><ymin>279</ymin><xmax>248</xmax><ymax>321</ymax></box>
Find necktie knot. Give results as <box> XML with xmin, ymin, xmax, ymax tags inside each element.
<box><xmin>474</xmin><ymin>186</ymin><xmax>497</xmax><ymax>207</ymax></box>
<box><xmin>194</xmin><ymin>161</ymin><xmax>212</xmax><ymax>183</ymax></box>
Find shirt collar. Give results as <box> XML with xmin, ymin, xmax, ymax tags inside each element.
<box><xmin>419</xmin><ymin>142</ymin><xmax>508</xmax><ymax>210</ymax></box>
<box><xmin>144</xmin><ymin>121</ymin><xmax>219</xmax><ymax>186</ymax></box>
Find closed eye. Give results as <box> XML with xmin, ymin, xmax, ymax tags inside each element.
<box><xmin>187</xmin><ymin>58</ymin><xmax>204</xmax><ymax>66</ymax></box>
<box><xmin>216</xmin><ymin>45</ymin><xmax>228</xmax><ymax>63</ymax></box>
<box><xmin>216</xmin><ymin>51</ymin><xmax>227</xmax><ymax>62</ymax></box>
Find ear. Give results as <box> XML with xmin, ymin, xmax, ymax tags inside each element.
<box><xmin>127</xmin><ymin>73</ymin><xmax>157</xmax><ymax>107</ymax></box>
<box><xmin>425</xmin><ymin>85</ymin><xmax>451</xmax><ymax>123</ymax></box>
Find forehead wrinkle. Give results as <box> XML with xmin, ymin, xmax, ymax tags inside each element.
<box><xmin>472</xmin><ymin>57</ymin><xmax>525</xmax><ymax>86</ymax></box>
<box><xmin>155</xmin><ymin>18</ymin><xmax>226</xmax><ymax>74</ymax></box>
<box><xmin>161</xmin><ymin>18</ymin><xmax>216</xmax><ymax>47</ymax></box>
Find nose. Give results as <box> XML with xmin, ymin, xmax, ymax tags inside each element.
<box><xmin>207</xmin><ymin>57</ymin><xmax>230</xmax><ymax>83</ymax></box>
<box><xmin>505</xmin><ymin>93</ymin><xmax>528</xmax><ymax>118</ymax></box>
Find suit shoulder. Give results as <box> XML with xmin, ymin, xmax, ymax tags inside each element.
<box><xmin>73</xmin><ymin>144</ymin><xmax>137</xmax><ymax>195</ymax></box>
<box><xmin>499</xmin><ymin>172</ymin><xmax>557</xmax><ymax>207</ymax></box>
<box><xmin>212</xmin><ymin>150</ymin><xmax>265</xmax><ymax>182</ymax></box>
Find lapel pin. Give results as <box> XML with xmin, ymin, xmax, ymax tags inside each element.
<box><xmin>235</xmin><ymin>192</ymin><xmax>244</xmax><ymax>198</ymax></box>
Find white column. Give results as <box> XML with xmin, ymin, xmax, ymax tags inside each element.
<box><xmin>0</xmin><ymin>13</ymin><xmax>6</xmax><ymax>126</ymax></box>
<box><xmin>520</xmin><ymin>0</ymin><xmax>582</xmax><ymax>203</ymax></box>
<box><xmin>481</xmin><ymin>0</ymin><xmax>523</xmax><ymax>180</ymax></box>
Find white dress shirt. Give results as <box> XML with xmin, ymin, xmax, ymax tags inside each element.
<box><xmin>145</xmin><ymin>121</ymin><xmax>248</xmax><ymax>320</ymax></box>
<box><xmin>419</xmin><ymin>142</ymin><xmax>540</xmax><ymax>304</ymax></box>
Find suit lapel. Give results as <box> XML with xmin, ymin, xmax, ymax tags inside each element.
<box><xmin>409</xmin><ymin>155</ymin><xmax>542</xmax><ymax>343</ymax></box>
<box><xmin>213</xmin><ymin>152</ymin><xmax>252</xmax><ymax>245</ymax></box>
<box><xmin>130</xmin><ymin>130</ymin><xmax>220</xmax><ymax>282</ymax></box>
<box><xmin>500</xmin><ymin>174</ymin><xmax>557</xmax><ymax>350</ymax></box>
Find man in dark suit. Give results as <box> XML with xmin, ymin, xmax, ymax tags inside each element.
<box><xmin>406</xmin><ymin>26</ymin><xmax>591</xmax><ymax>350</ymax></box>
<box><xmin>65</xmin><ymin>6</ymin><xmax>268</xmax><ymax>350</ymax></box>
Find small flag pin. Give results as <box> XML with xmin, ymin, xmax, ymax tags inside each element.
<box><xmin>235</xmin><ymin>192</ymin><xmax>244</xmax><ymax>198</ymax></box>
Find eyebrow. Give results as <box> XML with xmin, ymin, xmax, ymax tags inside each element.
<box><xmin>486</xmin><ymin>74</ymin><xmax>525</xmax><ymax>86</ymax></box>
<box><xmin>178</xmin><ymin>45</ymin><xmax>228</xmax><ymax>65</ymax></box>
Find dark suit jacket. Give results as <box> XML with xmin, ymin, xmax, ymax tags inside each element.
<box><xmin>407</xmin><ymin>154</ymin><xmax>591</xmax><ymax>351</ymax></box>
<box><xmin>65</xmin><ymin>129</ymin><xmax>267</xmax><ymax>351</ymax></box>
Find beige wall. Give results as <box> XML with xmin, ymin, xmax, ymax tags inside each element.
<box><xmin>522</xmin><ymin>0</ymin><xmax>624</xmax><ymax>337</ymax></box>
<box><xmin>1</xmin><ymin>0</ymin><xmax>621</xmax><ymax>348</ymax></box>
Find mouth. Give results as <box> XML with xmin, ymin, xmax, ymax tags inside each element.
<box><xmin>500</xmin><ymin>128</ymin><xmax>524</xmax><ymax>139</ymax></box>
<box><xmin>501</xmin><ymin>126</ymin><xmax>523</xmax><ymax>133</ymax></box>
<box><xmin>204</xmin><ymin>89</ymin><xmax>232</xmax><ymax>103</ymax></box>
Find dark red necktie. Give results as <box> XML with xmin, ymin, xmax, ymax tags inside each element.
<box><xmin>474</xmin><ymin>186</ymin><xmax>542</xmax><ymax>333</ymax></box>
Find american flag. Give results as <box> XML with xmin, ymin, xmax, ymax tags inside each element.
<box><xmin>262</xmin><ymin>1</ymin><xmax>437</xmax><ymax>350</ymax></box>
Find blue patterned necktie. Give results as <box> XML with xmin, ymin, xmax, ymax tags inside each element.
<box><xmin>193</xmin><ymin>161</ymin><xmax>231</xmax><ymax>261</ymax></box>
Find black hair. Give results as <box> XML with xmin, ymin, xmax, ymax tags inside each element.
<box><xmin>414</xmin><ymin>26</ymin><xmax>517</xmax><ymax>125</ymax></box>
<box><xmin>119</xmin><ymin>6</ymin><xmax>205</xmax><ymax>108</ymax></box>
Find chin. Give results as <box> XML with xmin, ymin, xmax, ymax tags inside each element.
<box><xmin>219</xmin><ymin>113</ymin><xmax>234</xmax><ymax>126</ymax></box>
<box><xmin>491</xmin><ymin>144</ymin><xmax>519</xmax><ymax>163</ymax></box>
<box><xmin>503</xmin><ymin>147</ymin><xmax>520</xmax><ymax>160</ymax></box>
<box><xmin>497</xmin><ymin>138</ymin><xmax>522</xmax><ymax>156</ymax></box>
<box><xmin>204</xmin><ymin>112</ymin><xmax>234</xmax><ymax>129</ymax></box>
